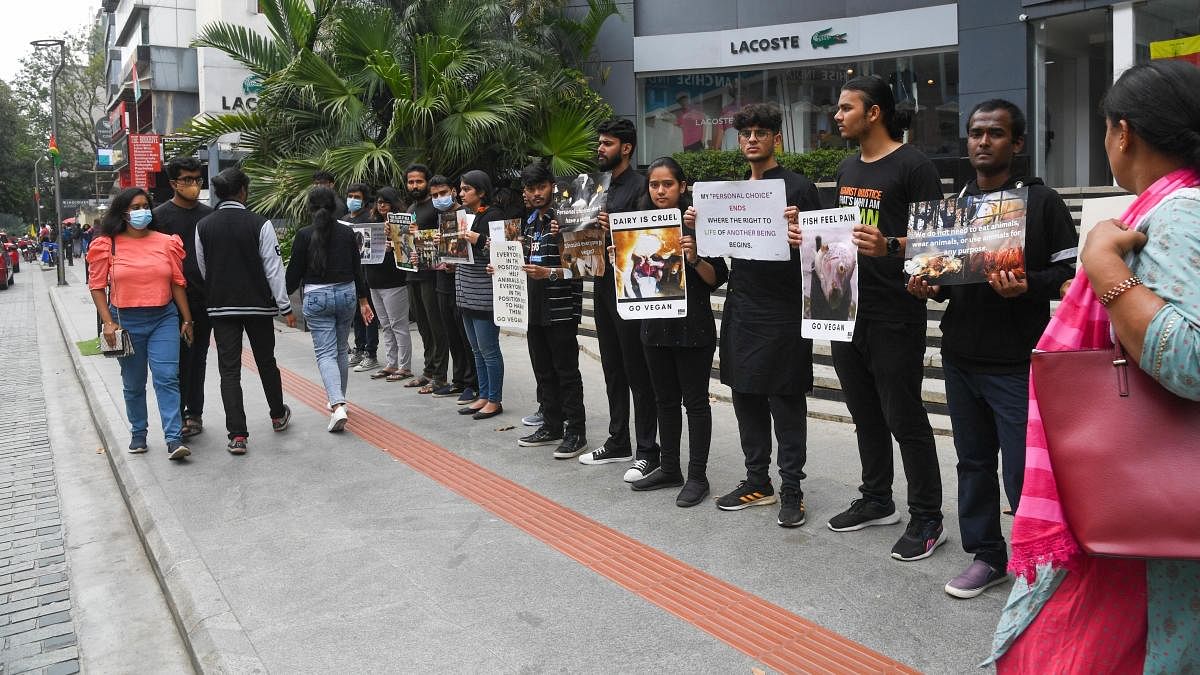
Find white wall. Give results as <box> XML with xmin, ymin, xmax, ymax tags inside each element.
<box><xmin>195</xmin><ymin>0</ymin><xmax>272</xmax><ymax>115</ymax></box>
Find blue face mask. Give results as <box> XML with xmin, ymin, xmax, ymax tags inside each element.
<box><xmin>432</xmin><ymin>195</ymin><xmax>454</xmax><ymax>211</ymax></box>
<box><xmin>346</xmin><ymin>197</ymin><xmax>363</xmax><ymax>213</ymax></box>
<box><xmin>129</xmin><ymin>209</ymin><xmax>153</xmax><ymax>229</ymax></box>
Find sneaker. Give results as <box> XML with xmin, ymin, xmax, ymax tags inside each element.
<box><xmin>348</xmin><ymin>352</ymin><xmax>364</xmax><ymax>367</ymax></box>
<box><xmin>552</xmin><ymin>434</ymin><xmax>589</xmax><ymax>460</ymax></box>
<box><xmin>945</xmin><ymin>560</ymin><xmax>1009</xmax><ymax>599</ymax></box>
<box><xmin>630</xmin><ymin>467</ymin><xmax>684</xmax><ymax>491</ymax></box>
<box><xmin>827</xmin><ymin>498</ymin><xmax>901</xmax><ymax>532</ymax></box>
<box><xmin>271</xmin><ymin>405</ymin><xmax>292</xmax><ymax>432</ymax></box>
<box><xmin>128</xmin><ymin>434</ymin><xmax>148</xmax><ymax>454</ymax></box>
<box><xmin>890</xmin><ymin>519</ymin><xmax>948</xmax><ymax>562</ymax></box>
<box><xmin>456</xmin><ymin>388</ymin><xmax>477</xmax><ymax>405</ymax></box>
<box><xmin>777</xmin><ymin>487</ymin><xmax>806</xmax><ymax>527</ymax></box>
<box><xmin>622</xmin><ymin>458</ymin><xmax>658</xmax><ymax>483</ymax></box>
<box><xmin>716</xmin><ymin>481</ymin><xmax>777</xmax><ymax>511</ymax></box>
<box><xmin>521</xmin><ymin>410</ymin><xmax>544</xmax><ymax>427</ymax></box>
<box><xmin>676</xmin><ymin>479</ymin><xmax>710</xmax><ymax>508</ymax></box>
<box><xmin>167</xmin><ymin>442</ymin><xmax>191</xmax><ymax>461</ymax></box>
<box><xmin>227</xmin><ymin>436</ymin><xmax>248</xmax><ymax>455</ymax></box>
<box><xmin>328</xmin><ymin>404</ymin><xmax>349</xmax><ymax>432</ymax></box>
<box><xmin>578</xmin><ymin>444</ymin><xmax>634</xmax><ymax>466</ymax></box>
<box><xmin>431</xmin><ymin>384</ymin><xmax>464</xmax><ymax>398</ymax></box>
<box><xmin>353</xmin><ymin>356</ymin><xmax>379</xmax><ymax>372</ymax></box>
<box><xmin>518</xmin><ymin>426</ymin><xmax>562</xmax><ymax>447</ymax></box>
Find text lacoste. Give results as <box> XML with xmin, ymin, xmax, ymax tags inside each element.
<box><xmin>729</xmin><ymin>28</ymin><xmax>848</xmax><ymax>55</ymax></box>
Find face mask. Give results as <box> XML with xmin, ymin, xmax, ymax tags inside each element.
<box><xmin>432</xmin><ymin>195</ymin><xmax>454</xmax><ymax>211</ymax></box>
<box><xmin>177</xmin><ymin>184</ymin><xmax>201</xmax><ymax>201</ymax></box>
<box><xmin>129</xmin><ymin>209</ymin><xmax>153</xmax><ymax>229</ymax></box>
<box><xmin>346</xmin><ymin>197</ymin><xmax>363</xmax><ymax>213</ymax></box>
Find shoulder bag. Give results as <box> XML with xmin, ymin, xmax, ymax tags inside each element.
<box><xmin>99</xmin><ymin>235</ymin><xmax>135</xmax><ymax>358</ymax></box>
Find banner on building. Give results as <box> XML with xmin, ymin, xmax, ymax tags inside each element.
<box><xmin>693</xmin><ymin>179</ymin><xmax>790</xmax><ymax>260</ymax></box>
<box><xmin>799</xmin><ymin>207</ymin><xmax>859</xmax><ymax>341</ymax></box>
<box><xmin>904</xmin><ymin>187</ymin><xmax>1028</xmax><ymax>286</ymax></box>
<box><xmin>1150</xmin><ymin>34</ymin><xmax>1200</xmax><ymax>65</ymax></box>
<box><xmin>609</xmin><ymin>209</ymin><xmax>687</xmax><ymax>320</ymax></box>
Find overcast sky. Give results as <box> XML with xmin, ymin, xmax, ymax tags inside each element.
<box><xmin>0</xmin><ymin>1</ymin><xmax>100</xmax><ymax>82</ymax></box>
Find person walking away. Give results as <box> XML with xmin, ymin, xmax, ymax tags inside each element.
<box><xmin>195</xmin><ymin>168</ymin><xmax>296</xmax><ymax>455</ymax></box>
<box><xmin>404</xmin><ymin>164</ymin><xmax>450</xmax><ymax>392</ymax></box>
<box><xmin>344</xmin><ymin>182</ymin><xmax>381</xmax><ymax>372</ymax></box>
<box><xmin>286</xmin><ymin>187</ymin><xmax>374</xmax><ymax>431</ymax></box>
<box><xmin>87</xmin><ymin>188</ymin><xmax>194</xmax><ymax>460</ymax></box>
<box><xmin>62</xmin><ymin>224</ymin><xmax>74</xmax><ymax>265</ymax></box>
<box><xmin>155</xmin><ymin>156</ymin><xmax>214</xmax><ymax>438</ymax></box>
<box><xmin>429</xmin><ymin>175</ymin><xmax>479</xmax><ymax>403</ymax></box>
<box><xmin>453</xmin><ymin>170</ymin><xmax>503</xmax><ymax>419</ymax></box>
<box><xmin>367</xmin><ymin>187</ymin><xmax>414</xmax><ymax>382</ymax></box>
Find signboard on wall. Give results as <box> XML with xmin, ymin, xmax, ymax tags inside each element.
<box><xmin>128</xmin><ymin>133</ymin><xmax>162</xmax><ymax>189</ymax></box>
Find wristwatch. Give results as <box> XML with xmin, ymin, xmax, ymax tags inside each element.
<box><xmin>885</xmin><ymin>236</ymin><xmax>901</xmax><ymax>256</ymax></box>
<box><xmin>548</xmin><ymin>268</ymin><xmax>559</xmax><ymax>281</ymax></box>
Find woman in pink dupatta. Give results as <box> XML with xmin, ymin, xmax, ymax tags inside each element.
<box><xmin>988</xmin><ymin>61</ymin><xmax>1200</xmax><ymax>673</ymax></box>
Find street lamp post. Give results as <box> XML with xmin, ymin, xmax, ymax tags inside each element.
<box><xmin>32</xmin><ymin>38</ymin><xmax>68</xmax><ymax>286</ymax></box>
<box><xmin>32</xmin><ymin>155</ymin><xmax>44</xmax><ymax>232</ymax></box>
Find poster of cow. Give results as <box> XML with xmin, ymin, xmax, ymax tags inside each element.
<box><xmin>799</xmin><ymin>207</ymin><xmax>860</xmax><ymax>341</ymax></box>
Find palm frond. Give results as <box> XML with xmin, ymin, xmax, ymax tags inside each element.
<box><xmin>192</xmin><ymin>22</ymin><xmax>290</xmax><ymax>75</ymax></box>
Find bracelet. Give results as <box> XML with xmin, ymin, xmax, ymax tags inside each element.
<box><xmin>1098</xmin><ymin>275</ymin><xmax>1142</xmax><ymax>306</ymax></box>
<box><xmin>182</xmin><ymin>321</ymin><xmax>194</xmax><ymax>326</ymax></box>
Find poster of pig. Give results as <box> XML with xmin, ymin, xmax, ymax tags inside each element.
<box><xmin>799</xmin><ymin>207</ymin><xmax>860</xmax><ymax>341</ymax></box>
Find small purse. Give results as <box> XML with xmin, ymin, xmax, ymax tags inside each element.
<box><xmin>99</xmin><ymin>235</ymin><xmax>135</xmax><ymax>358</ymax></box>
<box><xmin>1030</xmin><ymin>338</ymin><xmax>1200</xmax><ymax>559</ymax></box>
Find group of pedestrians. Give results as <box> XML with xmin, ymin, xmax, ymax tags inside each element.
<box><xmin>86</xmin><ymin>61</ymin><xmax>1199</xmax><ymax>671</ymax></box>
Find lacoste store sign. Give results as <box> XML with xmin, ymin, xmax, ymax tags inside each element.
<box><xmin>728</xmin><ymin>28</ymin><xmax>848</xmax><ymax>55</ymax></box>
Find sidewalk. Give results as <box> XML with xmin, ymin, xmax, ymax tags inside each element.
<box><xmin>49</xmin><ymin>269</ymin><xmax>1009</xmax><ymax>673</ymax></box>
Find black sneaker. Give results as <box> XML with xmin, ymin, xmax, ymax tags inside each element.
<box><xmin>630</xmin><ymin>467</ymin><xmax>684</xmax><ymax>491</ymax></box>
<box><xmin>271</xmin><ymin>405</ymin><xmax>292</xmax><ymax>432</ymax></box>
<box><xmin>777</xmin><ymin>487</ymin><xmax>806</xmax><ymax>528</ymax></box>
<box><xmin>552</xmin><ymin>434</ymin><xmax>589</xmax><ymax>459</ymax></box>
<box><xmin>128</xmin><ymin>433</ymin><xmax>148</xmax><ymax>454</ymax></box>
<box><xmin>227</xmin><ymin>436</ymin><xmax>248</xmax><ymax>455</ymax></box>
<box><xmin>167</xmin><ymin>442</ymin><xmax>191</xmax><ymax>461</ymax></box>
<box><xmin>518</xmin><ymin>427</ymin><xmax>562</xmax><ymax>447</ymax></box>
<box><xmin>675</xmin><ymin>479</ymin><xmax>710</xmax><ymax>508</ymax></box>
<box><xmin>826</xmin><ymin>498</ymin><xmax>901</xmax><ymax>532</ymax></box>
<box><xmin>456</xmin><ymin>388</ymin><xmax>477</xmax><ymax>405</ymax></box>
<box><xmin>578</xmin><ymin>444</ymin><xmax>633</xmax><ymax>466</ymax></box>
<box><xmin>891</xmin><ymin>518</ymin><xmax>947</xmax><ymax>561</ymax></box>
<box><xmin>715</xmin><ymin>481</ymin><xmax>777</xmax><ymax>511</ymax></box>
<box><xmin>431</xmin><ymin>384</ymin><xmax>464</xmax><ymax>398</ymax></box>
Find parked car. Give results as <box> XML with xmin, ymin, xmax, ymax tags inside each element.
<box><xmin>0</xmin><ymin>243</ymin><xmax>13</xmax><ymax>289</ymax></box>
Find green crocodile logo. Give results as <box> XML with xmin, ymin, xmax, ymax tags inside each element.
<box><xmin>811</xmin><ymin>28</ymin><xmax>848</xmax><ymax>50</ymax></box>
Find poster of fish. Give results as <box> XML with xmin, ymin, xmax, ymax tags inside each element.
<box><xmin>800</xmin><ymin>207</ymin><xmax>860</xmax><ymax>341</ymax></box>
<box><xmin>386</xmin><ymin>212</ymin><xmax>418</xmax><ymax>272</ymax></box>
<box><xmin>905</xmin><ymin>187</ymin><xmax>1028</xmax><ymax>286</ymax></box>
<box><xmin>609</xmin><ymin>209</ymin><xmax>687</xmax><ymax>320</ymax></box>
<box><xmin>344</xmin><ymin>221</ymin><xmax>388</xmax><ymax>265</ymax></box>
<box><xmin>438</xmin><ymin>211</ymin><xmax>475</xmax><ymax>265</ymax></box>
<box><xmin>555</xmin><ymin>172</ymin><xmax>611</xmax><ymax>280</ymax></box>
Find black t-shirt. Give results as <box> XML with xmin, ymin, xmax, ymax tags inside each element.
<box><xmin>408</xmin><ymin>199</ymin><xmax>439</xmax><ymax>282</ymax></box>
<box><xmin>154</xmin><ymin>199</ymin><xmax>214</xmax><ymax>298</ymax></box>
<box><xmin>835</xmin><ymin>144</ymin><xmax>944</xmax><ymax>324</ymax></box>
<box><xmin>641</xmin><ymin>220</ymin><xmax>728</xmax><ymax>349</ymax></box>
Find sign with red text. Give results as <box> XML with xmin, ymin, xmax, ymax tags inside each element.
<box><xmin>693</xmin><ymin>179</ymin><xmax>789</xmax><ymax>260</ymax></box>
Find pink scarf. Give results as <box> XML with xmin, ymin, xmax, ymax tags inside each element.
<box><xmin>1009</xmin><ymin>166</ymin><xmax>1200</xmax><ymax>580</ymax></box>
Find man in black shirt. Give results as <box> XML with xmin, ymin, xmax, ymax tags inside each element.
<box><xmin>344</xmin><ymin>182</ymin><xmax>380</xmax><ymax>371</ymax></box>
<box><xmin>429</xmin><ymin>174</ymin><xmax>479</xmax><ymax>402</ymax></box>
<box><xmin>405</xmin><ymin>164</ymin><xmax>450</xmax><ymax>392</ymax></box>
<box><xmin>155</xmin><ymin>156</ymin><xmax>214</xmax><ymax>438</ymax></box>
<box><xmin>825</xmin><ymin>75</ymin><xmax>946</xmax><ymax>562</ymax></box>
<box><xmin>687</xmin><ymin>103</ymin><xmax>818</xmax><ymax>528</ymax></box>
<box><xmin>576</xmin><ymin>118</ymin><xmax>661</xmax><ymax>481</ymax></box>
<box><xmin>908</xmin><ymin>100</ymin><xmax>1076</xmax><ymax>597</ymax></box>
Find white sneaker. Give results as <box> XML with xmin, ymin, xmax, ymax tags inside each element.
<box><xmin>623</xmin><ymin>459</ymin><xmax>657</xmax><ymax>483</ymax></box>
<box><xmin>328</xmin><ymin>404</ymin><xmax>349</xmax><ymax>432</ymax></box>
<box><xmin>353</xmin><ymin>356</ymin><xmax>378</xmax><ymax>372</ymax></box>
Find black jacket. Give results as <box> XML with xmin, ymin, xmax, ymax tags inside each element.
<box><xmin>195</xmin><ymin>202</ymin><xmax>292</xmax><ymax>318</ymax></box>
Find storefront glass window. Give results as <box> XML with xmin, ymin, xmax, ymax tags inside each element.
<box><xmin>637</xmin><ymin>51</ymin><xmax>959</xmax><ymax>165</ymax></box>
<box><xmin>1136</xmin><ymin>0</ymin><xmax>1200</xmax><ymax>66</ymax></box>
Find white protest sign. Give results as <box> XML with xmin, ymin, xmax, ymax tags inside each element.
<box><xmin>609</xmin><ymin>209</ymin><xmax>688</xmax><ymax>320</ymax></box>
<box><xmin>343</xmin><ymin>221</ymin><xmax>388</xmax><ymax>265</ymax></box>
<box><xmin>799</xmin><ymin>207</ymin><xmax>860</xmax><ymax>342</ymax></box>
<box><xmin>490</xmin><ymin>240</ymin><xmax>527</xmax><ymax>330</ymax></box>
<box><xmin>693</xmin><ymin>179</ymin><xmax>789</xmax><ymax>260</ymax></box>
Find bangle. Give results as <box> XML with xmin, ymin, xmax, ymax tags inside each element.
<box><xmin>1098</xmin><ymin>275</ymin><xmax>1142</xmax><ymax>307</ymax></box>
<box><xmin>182</xmin><ymin>321</ymin><xmax>194</xmax><ymax>326</ymax></box>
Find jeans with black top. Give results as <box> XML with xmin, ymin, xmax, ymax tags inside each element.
<box><xmin>302</xmin><ymin>282</ymin><xmax>356</xmax><ymax>407</ymax></box>
<box><xmin>830</xmin><ymin>318</ymin><xmax>942</xmax><ymax>521</ymax></box>
<box><xmin>211</xmin><ymin>315</ymin><xmax>287</xmax><ymax>439</ymax></box>
<box><xmin>114</xmin><ymin>304</ymin><xmax>182</xmax><ymax>446</ymax></box>
<box><xmin>643</xmin><ymin>344</ymin><xmax>713</xmax><ymax>480</ymax></box>
<box><xmin>943</xmin><ymin>359</ymin><xmax>1027</xmax><ymax>568</ymax></box>
<box><xmin>527</xmin><ymin>323</ymin><xmax>585</xmax><ymax>437</ymax></box>
<box><xmin>462</xmin><ymin>313</ymin><xmax>503</xmax><ymax>402</ymax></box>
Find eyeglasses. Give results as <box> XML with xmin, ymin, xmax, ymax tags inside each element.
<box><xmin>172</xmin><ymin>177</ymin><xmax>203</xmax><ymax>186</ymax></box>
<box><xmin>737</xmin><ymin>129</ymin><xmax>775</xmax><ymax>140</ymax></box>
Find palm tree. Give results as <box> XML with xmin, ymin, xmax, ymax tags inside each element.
<box><xmin>170</xmin><ymin>0</ymin><xmax>619</xmax><ymax>222</ymax></box>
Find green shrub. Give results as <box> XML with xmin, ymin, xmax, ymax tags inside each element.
<box><xmin>672</xmin><ymin>148</ymin><xmax>854</xmax><ymax>183</ymax></box>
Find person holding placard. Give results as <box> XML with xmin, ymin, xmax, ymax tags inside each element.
<box><xmin>430</xmin><ymin>175</ymin><xmax>480</xmax><ymax>404</ymax></box>
<box><xmin>366</xmin><ymin>187</ymin><xmax>414</xmax><ymax>383</ymax></box>
<box><xmin>823</xmin><ymin>75</ymin><xmax>946</xmax><ymax>562</ymax></box>
<box><xmin>628</xmin><ymin>157</ymin><xmax>728</xmax><ymax>507</ymax></box>
<box><xmin>405</xmin><ymin>164</ymin><xmax>450</xmax><ymax>393</ymax></box>
<box><xmin>344</xmin><ymin>182</ymin><xmax>381</xmax><ymax>373</ymax></box>
<box><xmin>453</xmin><ymin>170</ymin><xmax>504</xmax><ymax>420</ymax></box>
<box><xmin>908</xmin><ymin>100</ymin><xmax>1077</xmax><ymax>598</ymax></box>
<box><xmin>686</xmin><ymin>103</ymin><xmax>819</xmax><ymax>527</ymax></box>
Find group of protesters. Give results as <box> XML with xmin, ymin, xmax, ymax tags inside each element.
<box><xmin>86</xmin><ymin>61</ymin><xmax>1200</xmax><ymax>671</ymax></box>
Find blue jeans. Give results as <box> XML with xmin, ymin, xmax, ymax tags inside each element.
<box><xmin>462</xmin><ymin>313</ymin><xmax>503</xmax><ymax>403</ymax></box>
<box><xmin>114</xmin><ymin>304</ymin><xmax>182</xmax><ymax>446</ymax></box>
<box><xmin>943</xmin><ymin>359</ymin><xmax>1028</xmax><ymax>568</ymax></box>
<box><xmin>303</xmin><ymin>283</ymin><xmax>357</xmax><ymax>407</ymax></box>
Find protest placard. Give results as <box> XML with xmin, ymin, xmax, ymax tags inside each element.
<box><xmin>693</xmin><ymin>179</ymin><xmax>789</xmax><ymax>260</ymax></box>
<box><xmin>555</xmin><ymin>172</ymin><xmax>610</xmax><ymax>280</ymax></box>
<box><xmin>438</xmin><ymin>211</ymin><xmax>475</xmax><ymax>264</ymax></box>
<box><xmin>490</xmin><ymin>240</ymin><xmax>527</xmax><ymax>330</ymax></box>
<box><xmin>799</xmin><ymin>207</ymin><xmax>860</xmax><ymax>341</ymax></box>
<box><xmin>905</xmin><ymin>187</ymin><xmax>1028</xmax><ymax>286</ymax></box>
<box><xmin>344</xmin><ymin>221</ymin><xmax>387</xmax><ymax>265</ymax></box>
<box><xmin>386</xmin><ymin>212</ymin><xmax>417</xmax><ymax>272</ymax></box>
<box><xmin>609</xmin><ymin>209</ymin><xmax>687</xmax><ymax>320</ymax></box>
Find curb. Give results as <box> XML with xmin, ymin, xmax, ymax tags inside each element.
<box><xmin>47</xmin><ymin>286</ymin><xmax>268</xmax><ymax>674</ymax></box>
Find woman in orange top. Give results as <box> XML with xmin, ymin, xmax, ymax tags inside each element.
<box><xmin>87</xmin><ymin>188</ymin><xmax>194</xmax><ymax>460</ymax></box>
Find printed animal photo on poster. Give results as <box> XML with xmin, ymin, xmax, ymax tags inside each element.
<box><xmin>609</xmin><ymin>209</ymin><xmax>688</xmax><ymax>320</ymax></box>
<box><xmin>799</xmin><ymin>206</ymin><xmax>859</xmax><ymax>341</ymax></box>
<box><xmin>905</xmin><ymin>187</ymin><xmax>1028</xmax><ymax>286</ymax></box>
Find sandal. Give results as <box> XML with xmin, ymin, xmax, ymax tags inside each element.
<box><xmin>404</xmin><ymin>376</ymin><xmax>431</xmax><ymax>389</ymax></box>
<box><xmin>181</xmin><ymin>418</ymin><xmax>203</xmax><ymax>438</ymax></box>
<box><xmin>370</xmin><ymin>369</ymin><xmax>395</xmax><ymax>380</ymax></box>
<box><xmin>386</xmin><ymin>370</ymin><xmax>413</xmax><ymax>382</ymax></box>
<box><xmin>418</xmin><ymin>381</ymin><xmax>444</xmax><ymax>395</ymax></box>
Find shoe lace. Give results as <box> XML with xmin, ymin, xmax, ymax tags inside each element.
<box><xmin>630</xmin><ymin>459</ymin><xmax>650</xmax><ymax>472</ymax></box>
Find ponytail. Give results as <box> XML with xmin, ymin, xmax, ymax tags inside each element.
<box><xmin>307</xmin><ymin>186</ymin><xmax>339</xmax><ymax>276</ymax></box>
<box><xmin>843</xmin><ymin>75</ymin><xmax>913</xmax><ymax>142</ymax></box>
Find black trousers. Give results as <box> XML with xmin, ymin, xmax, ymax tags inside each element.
<box><xmin>178</xmin><ymin>293</ymin><xmax>212</xmax><ymax>421</ymax></box>
<box><xmin>211</xmin><ymin>315</ymin><xmax>287</xmax><ymax>439</ymax></box>
<box><xmin>527</xmin><ymin>322</ymin><xmax>585</xmax><ymax>437</ymax></box>
<box><xmin>594</xmin><ymin>272</ymin><xmax>659</xmax><ymax>461</ymax></box>
<box><xmin>830</xmin><ymin>318</ymin><xmax>942</xmax><ymax>520</ymax></box>
<box><xmin>352</xmin><ymin>292</ymin><xmax>379</xmax><ymax>356</ymax></box>
<box><xmin>438</xmin><ymin>291</ymin><xmax>477</xmax><ymax>390</ymax></box>
<box><xmin>644</xmin><ymin>344</ymin><xmax>714</xmax><ymax>480</ymax></box>
<box><xmin>409</xmin><ymin>279</ymin><xmax>447</xmax><ymax>382</ymax></box>
<box><xmin>731</xmin><ymin>390</ymin><xmax>808</xmax><ymax>493</ymax></box>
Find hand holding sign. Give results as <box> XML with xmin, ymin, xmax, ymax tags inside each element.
<box><xmin>693</xmin><ymin>179</ymin><xmax>789</xmax><ymax>261</ymax></box>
